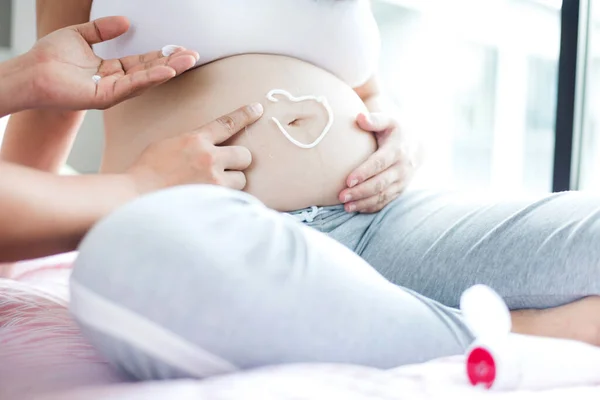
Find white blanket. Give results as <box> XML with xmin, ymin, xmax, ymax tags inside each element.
<box><xmin>2</xmin><ymin>255</ymin><xmax>600</xmax><ymax>400</ymax></box>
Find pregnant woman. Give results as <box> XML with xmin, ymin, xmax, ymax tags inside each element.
<box><xmin>5</xmin><ymin>0</ymin><xmax>600</xmax><ymax>380</ymax></box>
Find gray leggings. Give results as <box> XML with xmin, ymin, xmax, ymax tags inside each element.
<box><xmin>70</xmin><ymin>185</ymin><xmax>600</xmax><ymax>381</ymax></box>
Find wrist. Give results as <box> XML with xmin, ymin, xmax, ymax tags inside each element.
<box><xmin>105</xmin><ymin>173</ymin><xmax>142</xmax><ymax>206</ymax></box>
<box><xmin>0</xmin><ymin>54</ymin><xmax>36</xmax><ymax>115</ymax></box>
<box><xmin>60</xmin><ymin>173</ymin><xmax>141</xmax><ymax>234</ymax></box>
<box><xmin>125</xmin><ymin>166</ymin><xmax>165</xmax><ymax>197</ymax></box>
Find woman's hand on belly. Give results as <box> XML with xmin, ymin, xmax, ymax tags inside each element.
<box><xmin>339</xmin><ymin>112</ymin><xmax>422</xmax><ymax>213</ymax></box>
<box><xmin>127</xmin><ymin>103</ymin><xmax>263</xmax><ymax>194</ymax></box>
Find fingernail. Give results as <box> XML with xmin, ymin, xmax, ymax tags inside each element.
<box><xmin>349</xmin><ymin>179</ymin><xmax>359</xmax><ymax>188</ymax></box>
<box><xmin>250</xmin><ymin>103</ymin><xmax>264</xmax><ymax>116</ymax></box>
<box><xmin>344</xmin><ymin>194</ymin><xmax>352</xmax><ymax>202</ymax></box>
<box><xmin>348</xmin><ymin>204</ymin><xmax>357</xmax><ymax>212</ymax></box>
<box><xmin>161</xmin><ymin>45</ymin><xmax>184</xmax><ymax>57</ymax></box>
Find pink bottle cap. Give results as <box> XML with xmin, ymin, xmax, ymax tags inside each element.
<box><xmin>467</xmin><ymin>346</ymin><xmax>496</xmax><ymax>388</ymax></box>
<box><xmin>465</xmin><ymin>340</ymin><xmax>521</xmax><ymax>390</ymax></box>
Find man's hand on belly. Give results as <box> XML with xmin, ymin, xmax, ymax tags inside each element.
<box><xmin>126</xmin><ymin>103</ymin><xmax>264</xmax><ymax>194</ymax></box>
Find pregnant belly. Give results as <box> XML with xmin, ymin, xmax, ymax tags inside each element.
<box><xmin>101</xmin><ymin>54</ymin><xmax>377</xmax><ymax>211</ymax></box>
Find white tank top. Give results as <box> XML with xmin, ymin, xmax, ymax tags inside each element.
<box><xmin>90</xmin><ymin>0</ymin><xmax>380</xmax><ymax>87</ymax></box>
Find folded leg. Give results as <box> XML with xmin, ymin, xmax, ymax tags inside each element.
<box><xmin>70</xmin><ymin>185</ymin><xmax>473</xmax><ymax>380</ymax></box>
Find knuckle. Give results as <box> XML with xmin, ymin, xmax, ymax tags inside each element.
<box><xmin>208</xmin><ymin>171</ymin><xmax>221</xmax><ymax>185</ymax></box>
<box><xmin>216</xmin><ymin>115</ymin><xmax>237</xmax><ymax>132</ymax></box>
<box><xmin>393</xmin><ymin>147</ymin><xmax>404</xmax><ymax>162</ymax></box>
<box><xmin>361</xmin><ymin>200</ymin><xmax>377</xmax><ymax>213</ymax></box>
<box><xmin>352</xmin><ymin>185</ymin><xmax>366</xmax><ymax>199</ymax></box>
<box><xmin>199</xmin><ymin>151</ymin><xmax>216</xmax><ymax>167</ymax></box>
<box><xmin>240</xmin><ymin>106</ymin><xmax>254</xmax><ymax>122</ymax></box>
<box><xmin>352</xmin><ymin>190</ymin><xmax>364</xmax><ymax>201</ymax></box>
<box><xmin>373</xmin><ymin>157</ymin><xmax>385</xmax><ymax>173</ymax></box>
<box><xmin>377</xmin><ymin>191</ymin><xmax>387</xmax><ymax>204</ymax></box>
<box><xmin>183</xmin><ymin>132</ymin><xmax>204</xmax><ymax>147</ymax></box>
<box><xmin>354</xmin><ymin>186</ymin><xmax>367</xmax><ymax>199</ymax></box>
<box><xmin>181</xmin><ymin>133</ymin><xmax>195</xmax><ymax>146</ymax></box>
<box><xmin>366</xmin><ymin>161</ymin><xmax>376</xmax><ymax>175</ymax></box>
<box><xmin>138</xmin><ymin>53</ymin><xmax>148</xmax><ymax>64</ymax></box>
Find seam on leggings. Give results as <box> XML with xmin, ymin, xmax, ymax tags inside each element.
<box><xmin>353</xmin><ymin>192</ymin><xmax>461</xmax><ymax>258</ymax></box>
<box><xmin>70</xmin><ymin>281</ymin><xmax>239</xmax><ymax>377</ymax></box>
<box><xmin>421</xmin><ymin>203</ymin><xmax>499</xmax><ymax>263</ymax></box>
<box><xmin>534</xmin><ymin>220</ymin><xmax>579</xmax><ymax>257</ymax></box>
<box><xmin>465</xmin><ymin>196</ymin><xmax>564</xmax><ymax>257</ymax></box>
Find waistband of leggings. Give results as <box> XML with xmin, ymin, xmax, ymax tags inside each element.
<box><xmin>286</xmin><ymin>204</ymin><xmax>345</xmax><ymax>223</ymax></box>
<box><xmin>287</xmin><ymin>204</ymin><xmax>345</xmax><ymax>215</ymax></box>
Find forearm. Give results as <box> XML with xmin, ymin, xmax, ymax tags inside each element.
<box><xmin>0</xmin><ymin>50</ymin><xmax>86</xmax><ymax>172</ymax></box>
<box><xmin>1</xmin><ymin>108</ymin><xmax>86</xmax><ymax>172</ymax></box>
<box><xmin>0</xmin><ymin>0</ymin><xmax>92</xmax><ymax>172</ymax></box>
<box><xmin>0</xmin><ymin>55</ymin><xmax>34</xmax><ymax>117</ymax></box>
<box><xmin>0</xmin><ymin>161</ymin><xmax>138</xmax><ymax>262</ymax></box>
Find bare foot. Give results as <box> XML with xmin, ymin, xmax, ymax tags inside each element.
<box><xmin>511</xmin><ymin>296</ymin><xmax>600</xmax><ymax>346</ymax></box>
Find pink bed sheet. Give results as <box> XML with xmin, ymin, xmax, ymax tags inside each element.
<box><xmin>2</xmin><ymin>254</ymin><xmax>600</xmax><ymax>400</ymax></box>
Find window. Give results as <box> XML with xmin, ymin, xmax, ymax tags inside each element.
<box><xmin>373</xmin><ymin>0</ymin><xmax>561</xmax><ymax>194</ymax></box>
<box><xmin>0</xmin><ymin>0</ymin><xmax>11</xmax><ymax>49</ymax></box>
<box><xmin>0</xmin><ymin>0</ymin><xmax>11</xmax><ymax>144</ymax></box>
<box><xmin>0</xmin><ymin>115</ymin><xmax>7</xmax><ymax>145</ymax></box>
<box><xmin>576</xmin><ymin>1</ymin><xmax>600</xmax><ymax>192</ymax></box>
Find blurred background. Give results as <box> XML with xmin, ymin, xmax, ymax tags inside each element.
<box><xmin>0</xmin><ymin>0</ymin><xmax>598</xmax><ymax>195</ymax></box>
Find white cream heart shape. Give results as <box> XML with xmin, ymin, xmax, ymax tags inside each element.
<box><xmin>266</xmin><ymin>89</ymin><xmax>334</xmax><ymax>149</ymax></box>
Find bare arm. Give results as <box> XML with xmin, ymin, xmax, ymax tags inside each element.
<box><xmin>0</xmin><ymin>13</ymin><xmax>207</xmax><ymax>261</ymax></box>
<box><xmin>0</xmin><ymin>56</ymin><xmax>34</xmax><ymax>117</ymax></box>
<box><xmin>0</xmin><ymin>0</ymin><xmax>93</xmax><ymax>172</ymax></box>
<box><xmin>0</xmin><ymin>102</ymin><xmax>263</xmax><ymax>263</ymax></box>
<box><xmin>0</xmin><ymin>161</ymin><xmax>138</xmax><ymax>262</ymax></box>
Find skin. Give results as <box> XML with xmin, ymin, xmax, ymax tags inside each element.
<box><xmin>2</xmin><ymin>0</ymin><xmax>419</xmax><ymax>214</ymax></box>
<box><xmin>3</xmin><ymin>0</ymin><xmax>600</xmax><ymax>348</ymax></box>
<box><xmin>0</xmin><ymin>16</ymin><xmax>264</xmax><ymax>263</ymax></box>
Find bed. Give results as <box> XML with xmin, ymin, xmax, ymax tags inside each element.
<box><xmin>2</xmin><ymin>254</ymin><xmax>600</xmax><ymax>400</ymax></box>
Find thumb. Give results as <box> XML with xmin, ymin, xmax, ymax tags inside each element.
<box><xmin>357</xmin><ymin>112</ymin><xmax>393</xmax><ymax>133</ymax></box>
<box><xmin>72</xmin><ymin>16</ymin><xmax>131</xmax><ymax>45</ymax></box>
